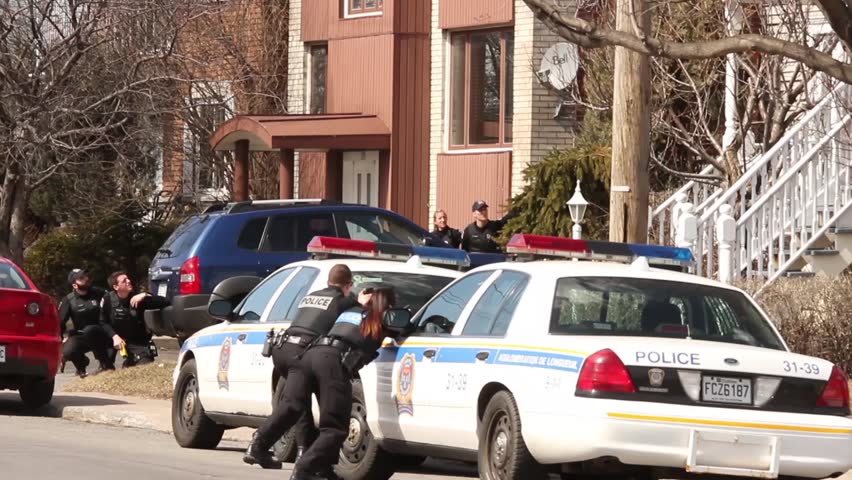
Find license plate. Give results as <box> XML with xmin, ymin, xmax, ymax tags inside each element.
<box><xmin>0</xmin><ymin>345</ymin><xmax>5</xmax><ymax>363</ymax></box>
<box><xmin>157</xmin><ymin>282</ymin><xmax>168</xmax><ymax>297</ymax></box>
<box><xmin>702</xmin><ymin>376</ymin><xmax>752</xmax><ymax>405</ymax></box>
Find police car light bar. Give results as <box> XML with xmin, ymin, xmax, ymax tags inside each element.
<box><xmin>306</xmin><ymin>236</ymin><xmax>470</xmax><ymax>267</ymax></box>
<box><xmin>505</xmin><ymin>234</ymin><xmax>694</xmax><ymax>267</ymax></box>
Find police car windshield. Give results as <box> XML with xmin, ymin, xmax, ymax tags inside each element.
<box><xmin>549</xmin><ymin>277</ymin><xmax>785</xmax><ymax>351</ymax></box>
<box><xmin>352</xmin><ymin>271</ymin><xmax>454</xmax><ymax>314</ymax></box>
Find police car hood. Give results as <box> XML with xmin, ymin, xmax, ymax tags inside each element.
<box><xmin>585</xmin><ymin>336</ymin><xmax>834</xmax><ymax>382</ymax></box>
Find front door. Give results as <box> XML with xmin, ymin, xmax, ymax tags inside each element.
<box><xmin>342</xmin><ymin>151</ymin><xmax>379</xmax><ymax>206</ymax></box>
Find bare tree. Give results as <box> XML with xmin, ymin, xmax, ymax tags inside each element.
<box><xmin>0</xmin><ymin>0</ymin><xmax>216</xmax><ymax>262</ymax></box>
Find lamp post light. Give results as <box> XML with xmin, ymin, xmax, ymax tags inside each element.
<box><xmin>567</xmin><ymin>179</ymin><xmax>589</xmax><ymax>240</ymax></box>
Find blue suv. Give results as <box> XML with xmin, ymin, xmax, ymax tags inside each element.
<box><xmin>145</xmin><ymin>199</ymin><xmax>504</xmax><ymax>343</ymax></box>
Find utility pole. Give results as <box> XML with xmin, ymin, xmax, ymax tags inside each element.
<box><xmin>609</xmin><ymin>0</ymin><xmax>651</xmax><ymax>243</ymax></box>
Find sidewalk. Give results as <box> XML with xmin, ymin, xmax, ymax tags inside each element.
<box><xmin>45</xmin><ymin>392</ymin><xmax>254</xmax><ymax>443</ymax></box>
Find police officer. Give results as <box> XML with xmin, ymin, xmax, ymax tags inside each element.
<box><xmin>286</xmin><ymin>286</ymin><xmax>398</xmax><ymax>480</ymax></box>
<box><xmin>244</xmin><ymin>264</ymin><xmax>368</xmax><ymax>470</ymax></box>
<box><xmin>59</xmin><ymin>269</ymin><xmax>111</xmax><ymax>377</ymax></box>
<box><xmin>461</xmin><ymin>200</ymin><xmax>515</xmax><ymax>253</ymax></box>
<box><xmin>99</xmin><ymin>271</ymin><xmax>169</xmax><ymax>367</ymax></box>
<box><xmin>431</xmin><ymin>209</ymin><xmax>462</xmax><ymax>248</ymax></box>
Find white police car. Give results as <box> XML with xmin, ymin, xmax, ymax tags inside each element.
<box><xmin>169</xmin><ymin>236</ymin><xmax>466</xmax><ymax>463</ymax></box>
<box><xmin>346</xmin><ymin>234</ymin><xmax>852</xmax><ymax>480</ymax></box>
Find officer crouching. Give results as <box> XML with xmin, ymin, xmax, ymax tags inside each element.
<box><xmin>99</xmin><ymin>271</ymin><xmax>169</xmax><ymax>367</ymax></box>
<box><xmin>245</xmin><ymin>264</ymin><xmax>370</xmax><ymax>470</ymax></box>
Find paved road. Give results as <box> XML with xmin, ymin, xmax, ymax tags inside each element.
<box><xmin>0</xmin><ymin>414</ymin><xmax>477</xmax><ymax>480</ymax></box>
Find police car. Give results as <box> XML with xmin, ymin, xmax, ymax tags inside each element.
<box><xmin>345</xmin><ymin>234</ymin><xmax>852</xmax><ymax>480</ymax></box>
<box><xmin>169</xmin><ymin>236</ymin><xmax>466</xmax><ymax>463</ymax></box>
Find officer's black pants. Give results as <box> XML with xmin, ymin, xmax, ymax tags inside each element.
<box><xmin>290</xmin><ymin>346</ymin><xmax>352</xmax><ymax>475</ymax></box>
<box><xmin>254</xmin><ymin>342</ymin><xmax>319</xmax><ymax>452</ymax></box>
<box><xmin>62</xmin><ymin>325</ymin><xmax>113</xmax><ymax>372</ymax></box>
<box><xmin>121</xmin><ymin>343</ymin><xmax>154</xmax><ymax>368</ymax></box>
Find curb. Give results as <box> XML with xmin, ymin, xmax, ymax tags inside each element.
<box><xmin>51</xmin><ymin>401</ymin><xmax>252</xmax><ymax>442</ymax></box>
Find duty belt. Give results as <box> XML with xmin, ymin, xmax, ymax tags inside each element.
<box><xmin>274</xmin><ymin>332</ymin><xmax>315</xmax><ymax>348</ymax></box>
<box><xmin>314</xmin><ymin>336</ymin><xmax>353</xmax><ymax>352</ymax></box>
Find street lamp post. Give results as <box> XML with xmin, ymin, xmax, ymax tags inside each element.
<box><xmin>567</xmin><ymin>179</ymin><xmax>589</xmax><ymax>240</ymax></box>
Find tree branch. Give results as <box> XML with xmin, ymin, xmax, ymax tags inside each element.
<box><xmin>523</xmin><ymin>0</ymin><xmax>852</xmax><ymax>84</ymax></box>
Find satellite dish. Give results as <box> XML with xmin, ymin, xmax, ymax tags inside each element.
<box><xmin>538</xmin><ymin>43</ymin><xmax>579</xmax><ymax>91</ymax></box>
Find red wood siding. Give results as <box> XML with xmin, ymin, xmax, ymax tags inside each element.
<box><xmin>440</xmin><ymin>0</ymin><xmax>514</xmax><ymax>30</ymax></box>
<box><xmin>395</xmin><ymin>0</ymin><xmax>431</xmax><ymax>34</ymax></box>
<box><xmin>299</xmin><ymin>151</ymin><xmax>342</xmax><ymax>200</ymax></box>
<box><xmin>390</xmin><ymin>29</ymin><xmax>431</xmax><ymax>227</ymax></box>
<box><xmin>327</xmin><ymin>35</ymin><xmax>394</xmax><ymax>124</ymax></box>
<box><xmin>436</xmin><ymin>152</ymin><xmax>512</xmax><ymax>230</ymax></box>
<box><xmin>330</xmin><ymin>0</ymin><xmax>395</xmax><ymax>39</ymax></box>
<box><xmin>302</xmin><ymin>0</ymin><xmax>330</xmax><ymax>41</ymax></box>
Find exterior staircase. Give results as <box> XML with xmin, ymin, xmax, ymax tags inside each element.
<box><xmin>650</xmin><ymin>84</ymin><xmax>852</xmax><ymax>291</ymax></box>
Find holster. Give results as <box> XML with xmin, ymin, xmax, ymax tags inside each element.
<box><xmin>262</xmin><ymin>329</ymin><xmax>280</xmax><ymax>357</ymax></box>
<box><xmin>340</xmin><ymin>349</ymin><xmax>369</xmax><ymax>376</ymax></box>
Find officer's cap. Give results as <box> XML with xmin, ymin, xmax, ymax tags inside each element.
<box><xmin>68</xmin><ymin>268</ymin><xmax>89</xmax><ymax>285</ymax></box>
<box><xmin>472</xmin><ymin>200</ymin><xmax>489</xmax><ymax>212</ymax></box>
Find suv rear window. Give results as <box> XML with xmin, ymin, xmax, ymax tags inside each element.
<box><xmin>352</xmin><ymin>271</ymin><xmax>454</xmax><ymax>314</ymax></box>
<box><xmin>550</xmin><ymin>277</ymin><xmax>785</xmax><ymax>351</ymax></box>
<box><xmin>158</xmin><ymin>215</ymin><xmax>206</xmax><ymax>258</ymax></box>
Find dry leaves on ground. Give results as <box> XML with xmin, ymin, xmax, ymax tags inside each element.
<box><xmin>61</xmin><ymin>361</ymin><xmax>176</xmax><ymax>400</ymax></box>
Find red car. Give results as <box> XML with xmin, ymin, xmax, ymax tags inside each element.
<box><xmin>0</xmin><ymin>257</ymin><xmax>61</xmax><ymax>408</ymax></box>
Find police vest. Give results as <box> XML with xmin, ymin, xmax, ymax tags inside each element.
<box><xmin>288</xmin><ymin>286</ymin><xmax>353</xmax><ymax>337</ymax></box>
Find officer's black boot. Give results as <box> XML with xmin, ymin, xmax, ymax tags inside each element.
<box><xmin>288</xmin><ymin>468</ymin><xmax>329</xmax><ymax>480</ymax></box>
<box><xmin>243</xmin><ymin>432</ymin><xmax>282</xmax><ymax>469</ymax></box>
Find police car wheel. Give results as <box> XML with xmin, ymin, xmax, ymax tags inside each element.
<box><xmin>478</xmin><ymin>391</ymin><xmax>545</xmax><ymax>480</ymax></box>
<box><xmin>334</xmin><ymin>382</ymin><xmax>395</xmax><ymax>480</ymax></box>
<box><xmin>271</xmin><ymin>377</ymin><xmax>297</xmax><ymax>463</ymax></box>
<box><xmin>19</xmin><ymin>378</ymin><xmax>54</xmax><ymax>409</ymax></box>
<box><xmin>172</xmin><ymin>359</ymin><xmax>224</xmax><ymax>449</ymax></box>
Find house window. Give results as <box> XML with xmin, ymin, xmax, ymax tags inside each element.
<box><xmin>450</xmin><ymin>29</ymin><xmax>514</xmax><ymax>148</ymax></box>
<box><xmin>308</xmin><ymin>44</ymin><xmax>328</xmax><ymax>114</ymax></box>
<box><xmin>184</xmin><ymin>82</ymin><xmax>234</xmax><ymax>197</ymax></box>
<box><xmin>347</xmin><ymin>0</ymin><xmax>383</xmax><ymax>16</ymax></box>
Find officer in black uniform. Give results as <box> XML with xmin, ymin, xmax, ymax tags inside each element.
<box><xmin>59</xmin><ymin>269</ymin><xmax>111</xmax><ymax>377</ymax></box>
<box><xmin>286</xmin><ymin>286</ymin><xmax>398</xmax><ymax>480</ymax></box>
<box><xmin>244</xmin><ymin>264</ymin><xmax>368</xmax><ymax>470</ymax></box>
<box><xmin>99</xmin><ymin>271</ymin><xmax>169</xmax><ymax>367</ymax></box>
<box><xmin>431</xmin><ymin>209</ymin><xmax>462</xmax><ymax>249</ymax></box>
<box><xmin>461</xmin><ymin>200</ymin><xmax>515</xmax><ymax>253</ymax></box>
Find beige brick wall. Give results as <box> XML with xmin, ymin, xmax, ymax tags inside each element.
<box><xmin>510</xmin><ymin>2</ymin><xmax>536</xmax><ymax>197</ymax></box>
<box><xmin>427</xmin><ymin>0</ymin><xmax>444</xmax><ymax>225</ymax></box>
<box><xmin>288</xmin><ymin>0</ymin><xmax>305</xmax><ymax>198</ymax></box>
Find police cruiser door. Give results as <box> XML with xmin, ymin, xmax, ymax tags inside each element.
<box><xmin>381</xmin><ymin>271</ymin><xmax>495</xmax><ymax>447</ymax></box>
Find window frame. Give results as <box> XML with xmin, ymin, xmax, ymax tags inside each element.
<box><xmin>233</xmin><ymin>267</ymin><xmax>298</xmax><ymax>324</ymax></box>
<box><xmin>182</xmin><ymin>81</ymin><xmax>234</xmax><ymax>200</ymax></box>
<box><xmin>448</xmin><ymin>28</ymin><xmax>514</xmax><ymax>150</ymax></box>
<box><xmin>345</xmin><ymin>0</ymin><xmax>383</xmax><ymax>18</ymax></box>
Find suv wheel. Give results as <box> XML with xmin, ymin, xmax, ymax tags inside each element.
<box><xmin>172</xmin><ymin>359</ymin><xmax>224</xmax><ymax>449</ymax></box>
<box><xmin>19</xmin><ymin>378</ymin><xmax>54</xmax><ymax>409</ymax></box>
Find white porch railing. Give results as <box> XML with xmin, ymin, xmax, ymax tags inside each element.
<box><xmin>688</xmin><ymin>85</ymin><xmax>849</xmax><ymax>278</ymax></box>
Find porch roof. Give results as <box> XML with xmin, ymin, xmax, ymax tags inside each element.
<box><xmin>210</xmin><ymin>114</ymin><xmax>391</xmax><ymax>152</ymax></box>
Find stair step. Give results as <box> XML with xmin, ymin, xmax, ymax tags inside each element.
<box><xmin>805</xmin><ymin>249</ymin><xmax>840</xmax><ymax>257</ymax></box>
<box><xmin>785</xmin><ymin>271</ymin><xmax>816</xmax><ymax>278</ymax></box>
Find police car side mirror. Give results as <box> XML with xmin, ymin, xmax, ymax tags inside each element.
<box><xmin>383</xmin><ymin>308</ymin><xmax>412</xmax><ymax>334</ymax></box>
<box><xmin>208</xmin><ymin>299</ymin><xmax>234</xmax><ymax>322</ymax></box>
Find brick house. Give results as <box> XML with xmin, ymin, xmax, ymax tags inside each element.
<box><xmin>158</xmin><ymin>1</ymin><xmax>288</xmax><ymax>205</ymax></box>
<box><xmin>209</xmin><ymin>0</ymin><xmax>580</xmax><ymax>228</ymax></box>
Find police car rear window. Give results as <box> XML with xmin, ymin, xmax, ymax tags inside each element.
<box><xmin>549</xmin><ymin>277</ymin><xmax>785</xmax><ymax>351</ymax></box>
<box><xmin>352</xmin><ymin>271</ymin><xmax>454</xmax><ymax>314</ymax></box>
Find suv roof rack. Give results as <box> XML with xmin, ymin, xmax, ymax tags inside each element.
<box><xmin>202</xmin><ymin>203</ymin><xmax>228</xmax><ymax>214</ymax></box>
<box><xmin>224</xmin><ymin>198</ymin><xmax>341</xmax><ymax>214</ymax></box>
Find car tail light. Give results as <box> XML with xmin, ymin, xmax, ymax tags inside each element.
<box><xmin>576</xmin><ymin>349</ymin><xmax>637</xmax><ymax>394</ymax></box>
<box><xmin>179</xmin><ymin>256</ymin><xmax>201</xmax><ymax>295</ymax></box>
<box><xmin>817</xmin><ymin>366</ymin><xmax>850</xmax><ymax>411</ymax></box>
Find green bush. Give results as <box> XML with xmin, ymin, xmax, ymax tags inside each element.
<box><xmin>24</xmin><ymin>212</ymin><xmax>175</xmax><ymax>300</ymax></box>
<box><xmin>743</xmin><ymin>277</ymin><xmax>852</xmax><ymax>374</ymax></box>
<box><xmin>499</xmin><ymin>112</ymin><xmax>612</xmax><ymax>243</ymax></box>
